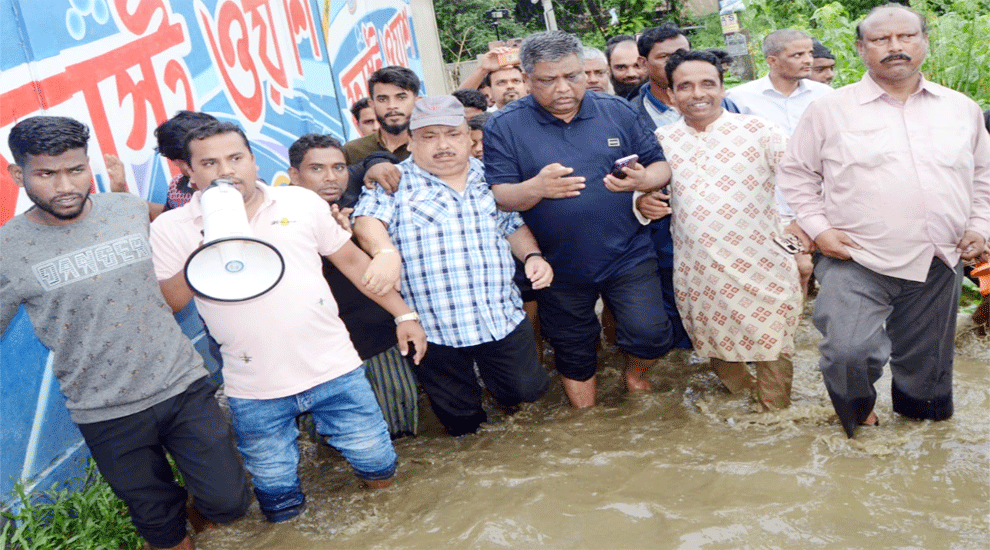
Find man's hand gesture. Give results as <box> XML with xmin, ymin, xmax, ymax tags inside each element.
<box><xmin>535</xmin><ymin>163</ymin><xmax>585</xmax><ymax>199</ymax></box>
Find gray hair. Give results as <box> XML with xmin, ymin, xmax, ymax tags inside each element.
<box><xmin>581</xmin><ymin>45</ymin><xmax>607</xmax><ymax>64</ymax></box>
<box><xmin>762</xmin><ymin>29</ymin><xmax>812</xmax><ymax>58</ymax></box>
<box><xmin>520</xmin><ymin>31</ymin><xmax>583</xmax><ymax>74</ymax></box>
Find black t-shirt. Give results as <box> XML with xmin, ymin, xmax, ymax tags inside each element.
<box><xmin>323</xmin><ymin>254</ymin><xmax>396</xmax><ymax>360</ymax></box>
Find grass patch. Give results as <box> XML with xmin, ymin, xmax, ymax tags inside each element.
<box><xmin>2</xmin><ymin>460</ymin><xmax>142</xmax><ymax>550</ymax></box>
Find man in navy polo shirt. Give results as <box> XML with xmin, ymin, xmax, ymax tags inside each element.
<box><xmin>483</xmin><ymin>30</ymin><xmax>674</xmax><ymax>408</ymax></box>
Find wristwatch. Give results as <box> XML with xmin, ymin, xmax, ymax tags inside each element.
<box><xmin>394</xmin><ymin>312</ymin><xmax>420</xmax><ymax>325</ymax></box>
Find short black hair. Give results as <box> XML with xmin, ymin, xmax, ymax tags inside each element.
<box><xmin>468</xmin><ymin>112</ymin><xmax>491</xmax><ymax>131</ymax></box>
<box><xmin>288</xmin><ymin>134</ymin><xmax>344</xmax><ymax>169</ymax></box>
<box><xmin>182</xmin><ymin>121</ymin><xmax>252</xmax><ymax>164</ymax></box>
<box><xmin>368</xmin><ymin>66</ymin><xmax>420</xmax><ymax>97</ymax></box>
<box><xmin>8</xmin><ymin>116</ymin><xmax>89</xmax><ymax>166</ymax></box>
<box><xmin>479</xmin><ymin>74</ymin><xmax>492</xmax><ymax>89</ymax></box>
<box><xmin>811</xmin><ymin>39</ymin><xmax>834</xmax><ymax>60</ymax></box>
<box><xmin>707</xmin><ymin>48</ymin><xmax>732</xmax><ymax>66</ymax></box>
<box><xmin>349</xmin><ymin>97</ymin><xmax>372</xmax><ymax>121</ymax></box>
<box><xmin>637</xmin><ymin>23</ymin><xmax>690</xmax><ymax>58</ymax></box>
<box><xmin>155</xmin><ymin>111</ymin><xmax>218</xmax><ymax>161</ymax></box>
<box><xmin>665</xmin><ymin>49</ymin><xmax>724</xmax><ymax>87</ymax></box>
<box><xmin>453</xmin><ymin>89</ymin><xmax>488</xmax><ymax>112</ymax></box>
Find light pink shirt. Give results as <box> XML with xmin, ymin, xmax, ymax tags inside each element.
<box><xmin>778</xmin><ymin>73</ymin><xmax>990</xmax><ymax>282</ymax></box>
<box><xmin>150</xmin><ymin>182</ymin><xmax>362</xmax><ymax>399</ymax></box>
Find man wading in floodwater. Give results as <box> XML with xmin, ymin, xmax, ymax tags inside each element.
<box><xmin>778</xmin><ymin>3</ymin><xmax>990</xmax><ymax>438</ymax></box>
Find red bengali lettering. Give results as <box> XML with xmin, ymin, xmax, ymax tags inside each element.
<box><xmin>199</xmin><ymin>2</ymin><xmax>264</xmax><ymax>122</ymax></box>
<box><xmin>113</xmin><ymin>0</ymin><xmax>168</xmax><ymax>35</ymax></box>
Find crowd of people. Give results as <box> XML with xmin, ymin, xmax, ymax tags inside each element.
<box><xmin>2</xmin><ymin>4</ymin><xmax>988</xmax><ymax>549</ymax></box>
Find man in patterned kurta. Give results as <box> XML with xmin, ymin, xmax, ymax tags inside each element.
<box><xmin>637</xmin><ymin>50</ymin><xmax>802</xmax><ymax>411</ymax></box>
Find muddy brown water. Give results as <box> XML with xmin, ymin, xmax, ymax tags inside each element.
<box><xmin>198</xmin><ymin>309</ymin><xmax>989</xmax><ymax>550</ymax></box>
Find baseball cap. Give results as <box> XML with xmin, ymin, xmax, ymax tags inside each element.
<box><xmin>409</xmin><ymin>95</ymin><xmax>466</xmax><ymax>131</ymax></box>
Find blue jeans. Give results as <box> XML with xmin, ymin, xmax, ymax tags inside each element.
<box><xmin>227</xmin><ymin>368</ymin><xmax>397</xmax><ymax>522</ymax></box>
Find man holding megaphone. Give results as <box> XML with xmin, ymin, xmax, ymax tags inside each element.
<box><xmin>149</xmin><ymin>121</ymin><xmax>427</xmax><ymax>524</ymax></box>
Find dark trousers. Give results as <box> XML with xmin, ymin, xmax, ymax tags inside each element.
<box><xmin>537</xmin><ymin>259</ymin><xmax>673</xmax><ymax>381</ymax></box>
<box><xmin>415</xmin><ymin>320</ymin><xmax>549</xmax><ymax>436</ymax></box>
<box><xmin>77</xmin><ymin>377</ymin><xmax>250</xmax><ymax>547</ymax></box>
<box><xmin>813</xmin><ymin>256</ymin><xmax>960</xmax><ymax>437</ymax></box>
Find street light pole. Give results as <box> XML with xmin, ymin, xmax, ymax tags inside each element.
<box><xmin>531</xmin><ymin>0</ymin><xmax>558</xmax><ymax>31</ymax></box>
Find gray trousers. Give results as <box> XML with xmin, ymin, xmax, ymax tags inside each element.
<box><xmin>812</xmin><ymin>256</ymin><xmax>960</xmax><ymax>437</ymax></box>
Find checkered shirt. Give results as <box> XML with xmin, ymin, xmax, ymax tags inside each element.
<box><xmin>353</xmin><ymin>157</ymin><xmax>526</xmax><ymax>348</ymax></box>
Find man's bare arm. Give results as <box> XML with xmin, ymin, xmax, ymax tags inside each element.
<box><xmin>159</xmin><ymin>271</ymin><xmax>194</xmax><ymax>313</ymax></box>
<box><xmin>326</xmin><ymin>239</ymin><xmax>426</xmax><ymax>364</ymax></box>
<box><xmin>505</xmin><ymin>224</ymin><xmax>553</xmax><ymax>289</ymax></box>
<box><xmin>352</xmin><ymin>216</ymin><xmax>402</xmax><ymax>295</ymax></box>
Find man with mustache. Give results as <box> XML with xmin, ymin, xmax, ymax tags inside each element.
<box><xmin>778</xmin><ymin>4</ymin><xmax>990</xmax><ymax>438</ymax></box>
<box><xmin>605</xmin><ymin>35</ymin><xmax>645</xmax><ymax>99</ymax></box>
<box><xmin>2</xmin><ymin>116</ymin><xmax>250</xmax><ymax>550</ymax></box>
<box><xmin>150</xmin><ymin>121</ymin><xmax>427</xmax><ymax>522</ymax></box>
<box><xmin>353</xmin><ymin>95</ymin><xmax>553</xmax><ymax>436</ymax></box>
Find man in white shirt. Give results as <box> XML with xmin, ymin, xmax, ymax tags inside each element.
<box><xmin>726</xmin><ymin>29</ymin><xmax>834</xmax><ymax>299</ymax></box>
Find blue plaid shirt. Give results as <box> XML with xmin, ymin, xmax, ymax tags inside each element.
<box><xmin>353</xmin><ymin>157</ymin><xmax>526</xmax><ymax>348</ymax></box>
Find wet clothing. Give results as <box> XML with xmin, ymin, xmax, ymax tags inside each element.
<box><xmin>227</xmin><ymin>368</ymin><xmax>396</xmax><ymax>522</ymax></box>
<box><xmin>537</xmin><ymin>258</ymin><xmax>671</xmax><ymax>381</ymax></box>
<box><xmin>151</xmin><ymin>182</ymin><xmax>396</xmax><ymax>519</ymax></box>
<box><xmin>78</xmin><ymin>377</ymin><xmax>250</xmax><ymax>547</ymax></box>
<box><xmin>484</xmin><ymin>91</ymin><xmax>675</xmax><ymax>376</ymax></box>
<box><xmin>354</xmin><ymin>157</ymin><xmax>546</xmax><ymax>434</ymax></box>
<box><xmin>322</xmin><ymin>257</ymin><xmax>420</xmax><ymax>436</ymax></box>
<box><xmin>778</xmin><ymin>73</ymin><xmax>990</xmax><ymax>435</ymax></box>
<box><xmin>415</xmin><ymin>320</ymin><xmax>548</xmax><ymax>436</ymax></box>
<box><xmin>1</xmin><ymin>193</ymin><xmax>246</xmax><ymax>545</ymax></box>
<box><xmin>813</xmin><ymin>256</ymin><xmax>960</xmax><ymax>437</ymax></box>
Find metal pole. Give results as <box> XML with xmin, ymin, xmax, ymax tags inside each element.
<box><xmin>540</xmin><ymin>0</ymin><xmax>558</xmax><ymax>31</ymax></box>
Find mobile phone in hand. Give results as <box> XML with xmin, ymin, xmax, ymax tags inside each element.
<box><xmin>773</xmin><ymin>234</ymin><xmax>803</xmax><ymax>255</ymax></box>
<box><xmin>610</xmin><ymin>154</ymin><xmax>639</xmax><ymax>179</ymax></box>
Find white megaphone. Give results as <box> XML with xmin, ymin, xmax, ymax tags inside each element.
<box><xmin>184</xmin><ymin>178</ymin><xmax>285</xmax><ymax>301</ymax></box>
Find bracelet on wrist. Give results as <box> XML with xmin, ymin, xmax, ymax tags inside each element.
<box><xmin>524</xmin><ymin>252</ymin><xmax>543</xmax><ymax>263</ymax></box>
<box><xmin>394</xmin><ymin>312</ymin><xmax>420</xmax><ymax>325</ymax></box>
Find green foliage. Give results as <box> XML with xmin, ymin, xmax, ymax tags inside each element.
<box><xmin>1</xmin><ymin>461</ymin><xmax>142</xmax><ymax>550</ymax></box>
<box><xmin>728</xmin><ymin>0</ymin><xmax>990</xmax><ymax>105</ymax></box>
<box><xmin>432</xmin><ymin>0</ymin><xmax>542</xmax><ymax>64</ymax></box>
<box><xmin>915</xmin><ymin>0</ymin><xmax>990</xmax><ymax>107</ymax></box>
<box><xmin>603</xmin><ymin>0</ymin><xmax>666</xmax><ymax>37</ymax></box>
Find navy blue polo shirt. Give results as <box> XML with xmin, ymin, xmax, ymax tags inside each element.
<box><xmin>483</xmin><ymin>91</ymin><xmax>665</xmax><ymax>284</ymax></box>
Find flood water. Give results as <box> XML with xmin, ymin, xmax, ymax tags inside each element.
<box><xmin>198</xmin><ymin>306</ymin><xmax>990</xmax><ymax>550</ymax></box>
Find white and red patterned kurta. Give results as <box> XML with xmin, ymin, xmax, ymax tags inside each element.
<box><xmin>657</xmin><ymin>112</ymin><xmax>800</xmax><ymax>361</ymax></box>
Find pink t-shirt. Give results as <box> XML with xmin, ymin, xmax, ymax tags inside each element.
<box><xmin>150</xmin><ymin>182</ymin><xmax>362</xmax><ymax>399</ymax></box>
